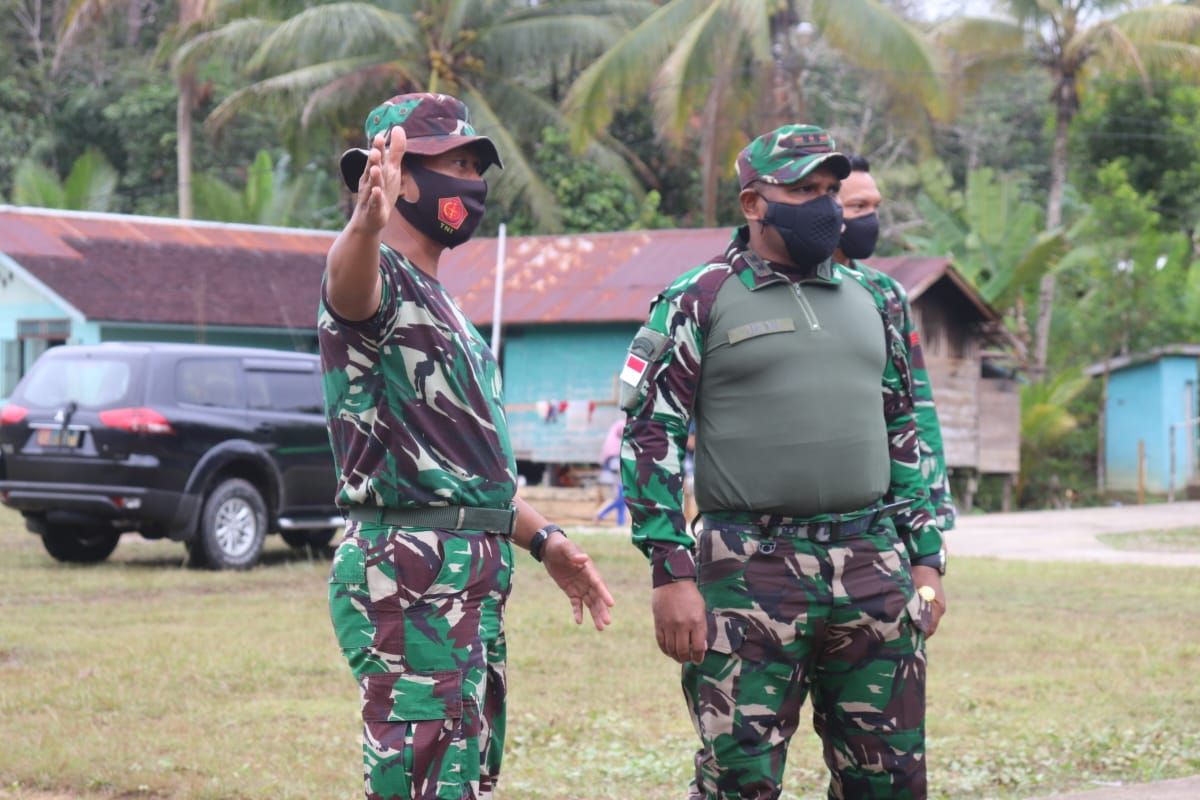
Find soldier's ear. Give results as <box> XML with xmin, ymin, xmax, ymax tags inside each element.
<box><xmin>739</xmin><ymin>187</ymin><xmax>765</xmax><ymax>222</ymax></box>
<box><xmin>400</xmin><ymin>157</ymin><xmax>420</xmax><ymax>204</ymax></box>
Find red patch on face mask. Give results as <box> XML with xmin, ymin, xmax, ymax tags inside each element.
<box><xmin>439</xmin><ymin>196</ymin><xmax>467</xmax><ymax>230</ymax></box>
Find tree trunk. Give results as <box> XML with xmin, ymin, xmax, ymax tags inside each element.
<box><xmin>177</xmin><ymin>72</ymin><xmax>195</xmax><ymax>220</ymax></box>
<box><xmin>1032</xmin><ymin>86</ymin><xmax>1073</xmax><ymax>381</ymax></box>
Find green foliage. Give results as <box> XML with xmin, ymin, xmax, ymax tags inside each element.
<box><xmin>1073</xmin><ymin>77</ymin><xmax>1200</xmax><ymax>239</ymax></box>
<box><xmin>903</xmin><ymin>165</ymin><xmax>1065</xmax><ymax>309</ymax></box>
<box><xmin>497</xmin><ymin>127</ymin><xmax>670</xmax><ymax>235</ymax></box>
<box><xmin>1052</xmin><ymin>161</ymin><xmax>1198</xmax><ymax>370</ymax></box>
<box><xmin>192</xmin><ymin>149</ymin><xmax>343</xmax><ymax>229</ymax></box>
<box><xmin>11</xmin><ymin>148</ymin><xmax>119</xmax><ymax>210</ymax></box>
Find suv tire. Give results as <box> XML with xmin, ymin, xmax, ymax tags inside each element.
<box><xmin>192</xmin><ymin>478</ymin><xmax>268</xmax><ymax>570</ymax></box>
<box><xmin>41</xmin><ymin>525</ymin><xmax>121</xmax><ymax>564</ymax></box>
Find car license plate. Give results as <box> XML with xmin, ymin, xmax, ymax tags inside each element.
<box><xmin>36</xmin><ymin>428</ymin><xmax>83</xmax><ymax>448</ymax></box>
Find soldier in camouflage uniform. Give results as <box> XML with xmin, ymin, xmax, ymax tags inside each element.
<box><xmin>620</xmin><ymin>125</ymin><xmax>948</xmax><ymax>800</ymax></box>
<box><xmin>320</xmin><ymin>93</ymin><xmax>614</xmax><ymax>800</ymax></box>
<box><xmin>834</xmin><ymin>154</ymin><xmax>957</xmax><ymax>532</ymax></box>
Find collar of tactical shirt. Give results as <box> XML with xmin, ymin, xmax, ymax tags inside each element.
<box><xmin>727</xmin><ymin>226</ymin><xmax>842</xmax><ymax>291</ymax></box>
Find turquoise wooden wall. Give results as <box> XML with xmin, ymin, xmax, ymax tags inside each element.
<box><xmin>500</xmin><ymin>323</ymin><xmax>636</xmax><ymax>464</ymax></box>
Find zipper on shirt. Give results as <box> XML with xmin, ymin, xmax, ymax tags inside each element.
<box><xmin>792</xmin><ymin>284</ymin><xmax>821</xmax><ymax>330</ymax></box>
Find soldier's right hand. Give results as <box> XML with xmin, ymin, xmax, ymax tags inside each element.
<box><xmin>651</xmin><ymin>580</ymin><xmax>708</xmax><ymax>664</ymax></box>
<box><xmin>354</xmin><ymin>125</ymin><xmax>407</xmax><ymax>233</ymax></box>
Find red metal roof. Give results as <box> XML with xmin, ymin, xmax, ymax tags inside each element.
<box><xmin>0</xmin><ymin>207</ymin><xmax>988</xmax><ymax>329</ymax></box>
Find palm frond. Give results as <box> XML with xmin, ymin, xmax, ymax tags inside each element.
<box><xmin>300</xmin><ymin>63</ymin><xmax>422</xmax><ymax>129</ymax></box>
<box><xmin>1112</xmin><ymin>5</ymin><xmax>1200</xmax><ymax>43</ymax></box>
<box><xmin>651</xmin><ymin>2</ymin><xmax>727</xmax><ymax>143</ymax></box>
<box><xmin>53</xmin><ymin>0</ymin><xmax>123</xmax><ymax>74</ymax></box>
<box><xmin>562</xmin><ymin>0</ymin><xmax>713</xmax><ymax>148</ymax></box>
<box><xmin>171</xmin><ymin>17</ymin><xmax>277</xmax><ymax>78</ymax></box>
<box><xmin>62</xmin><ymin>148</ymin><xmax>119</xmax><ymax>211</ymax></box>
<box><xmin>931</xmin><ymin>16</ymin><xmax>1026</xmax><ymax>60</ymax></box>
<box><xmin>479</xmin><ymin>16</ymin><xmax>628</xmax><ymax>68</ymax></box>
<box><xmin>725</xmin><ymin>0</ymin><xmax>771</xmax><ymax>61</ymax></box>
<box><xmin>192</xmin><ymin>173</ymin><xmax>247</xmax><ymax>222</ymax></box>
<box><xmin>460</xmin><ymin>83</ymin><xmax>562</xmax><ymax>232</ymax></box>
<box><xmin>1069</xmin><ymin>20</ymin><xmax>1146</xmax><ymax>80</ymax></box>
<box><xmin>488</xmin><ymin>78</ymin><xmax>644</xmax><ymax>193</ymax></box>
<box><xmin>813</xmin><ymin>0</ymin><xmax>951</xmax><ymax>120</ymax></box>
<box><xmin>246</xmin><ymin>3</ymin><xmax>418</xmax><ymax>74</ymax></box>
<box><xmin>12</xmin><ymin>161</ymin><xmax>67</xmax><ymax>209</ymax></box>
<box><xmin>205</xmin><ymin>55</ymin><xmax>388</xmax><ymax>133</ymax></box>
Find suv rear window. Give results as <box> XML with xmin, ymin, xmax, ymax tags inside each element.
<box><xmin>17</xmin><ymin>356</ymin><xmax>135</xmax><ymax>408</ymax></box>
<box><xmin>246</xmin><ymin>369</ymin><xmax>323</xmax><ymax>414</ymax></box>
<box><xmin>176</xmin><ymin>358</ymin><xmax>244</xmax><ymax>408</ymax></box>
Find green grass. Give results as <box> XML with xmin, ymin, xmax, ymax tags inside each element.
<box><xmin>1</xmin><ymin>508</ymin><xmax>1198</xmax><ymax>799</ymax></box>
<box><xmin>1098</xmin><ymin>527</ymin><xmax>1200</xmax><ymax>553</ymax></box>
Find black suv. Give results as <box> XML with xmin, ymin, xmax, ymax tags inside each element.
<box><xmin>0</xmin><ymin>343</ymin><xmax>341</xmax><ymax>569</ymax></box>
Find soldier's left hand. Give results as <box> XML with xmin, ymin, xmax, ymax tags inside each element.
<box><xmin>911</xmin><ymin>565</ymin><xmax>946</xmax><ymax>638</ymax></box>
<box><xmin>542</xmin><ymin>536</ymin><xmax>615</xmax><ymax>631</ymax></box>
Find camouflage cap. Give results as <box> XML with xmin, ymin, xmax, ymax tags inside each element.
<box><xmin>735</xmin><ymin>124</ymin><xmax>851</xmax><ymax>189</ymax></box>
<box><xmin>339</xmin><ymin>93</ymin><xmax>503</xmax><ymax>191</ymax></box>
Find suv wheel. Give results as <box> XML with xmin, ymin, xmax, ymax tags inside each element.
<box><xmin>192</xmin><ymin>478</ymin><xmax>267</xmax><ymax>570</ymax></box>
<box><xmin>41</xmin><ymin>525</ymin><xmax>121</xmax><ymax>564</ymax></box>
<box><xmin>280</xmin><ymin>529</ymin><xmax>338</xmax><ymax>550</ymax></box>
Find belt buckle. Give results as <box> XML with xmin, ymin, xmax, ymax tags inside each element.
<box><xmin>813</xmin><ymin>522</ymin><xmax>832</xmax><ymax>543</ymax></box>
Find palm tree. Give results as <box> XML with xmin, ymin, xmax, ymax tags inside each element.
<box><xmin>563</xmin><ymin>0</ymin><xmax>950</xmax><ymax>226</ymax></box>
<box><xmin>933</xmin><ymin>1</ymin><xmax>1200</xmax><ymax>380</ymax></box>
<box><xmin>172</xmin><ymin>0</ymin><xmax>652</xmax><ymax>231</ymax></box>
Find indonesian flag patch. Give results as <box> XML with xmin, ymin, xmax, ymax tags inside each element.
<box><xmin>620</xmin><ymin>354</ymin><xmax>649</xmax><ymax>386</ymax></box>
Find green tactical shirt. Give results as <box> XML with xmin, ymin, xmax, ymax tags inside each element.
<box><xmin>620</xmin><ymin>228</ymin><xmax>945</xmax><ymax>587</ymax></box>
<box><xmin>318</xmin><ymin>244</ymin><xmax>517</xmax><ymax>511</ymax></box>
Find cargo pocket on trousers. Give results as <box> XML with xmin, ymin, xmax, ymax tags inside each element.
<box><xmin>361</xmin><ymin>670</ymin><xmax>474</xmax><ymax>799</ymax></box>
<box><xmin>705</xmin><ymin>612</ymin><xmax>748</xmax><ymax>655</ymax></box>
<box><xmin>329</xmin><ymin>539</ymin><xmax>372</xmax><ymax>654</ymax></box>
<box><xmin>905</xmin><ymin>590</ymin><xmax>934</xmax><ymax>636</ymax></box>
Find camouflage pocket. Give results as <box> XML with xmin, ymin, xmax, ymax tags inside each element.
<box><xmin>905</xmin><ymin>589</ymin><xmax>934</xmax><ymax>636</ymax></box>
<box><xmin>360</xmin><ymin>669</ymin><xmax>479</xmax><ymax>799</ymax></box>
<box><xmin>329</xmin><ymin>538</ymin><xmax>373</xmax><ymax>658</ymax></box>
<box><xmin>705</xmin><ymin>612</ymin><xmax>748</xmax><ymax>655</ymax></box>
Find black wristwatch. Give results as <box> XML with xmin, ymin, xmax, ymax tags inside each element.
<box><xmin>912</xmin><ymin>547</ymin><xmax>947</xmax><ymax>576</ymax></box>
<box><xmin>529</xmin><ymin>524</ymin><xmax>566</xmax><ymax>562</ymax></box>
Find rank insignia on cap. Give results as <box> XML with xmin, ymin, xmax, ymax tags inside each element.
<box><xmin>620</xmin><ymin>354</ymin><xmax>649</xmax><ymax>386</ymax></box>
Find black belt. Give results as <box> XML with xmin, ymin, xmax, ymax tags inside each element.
<box><xmin>345</xmin><ymin>504</ymin><xmax>518</xmax><ymax>535</ymax></box>
<box><xmin>702</xmin><ymin>499</ymin><xmax>912</xmax><ymax>544</ymax></box>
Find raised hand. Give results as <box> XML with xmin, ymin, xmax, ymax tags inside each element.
<box><xmin>354</xmin><ymin>125</ymin><xmax>407</xmax><ymax>234</ymax></box>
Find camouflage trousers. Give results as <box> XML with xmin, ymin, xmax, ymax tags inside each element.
<box><xmin>328</xmin><ymin>521</ymin><xmax>513</xmax><ymax>800</ymax></box>
<box><xmin>684</xmin><ymin>519</ymin><xmax>933</xmax><ymax>800</ymax></box>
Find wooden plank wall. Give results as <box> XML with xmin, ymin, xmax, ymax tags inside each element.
<box><xmin>978</xmin><ymin>378</ymin><xmax>1021</xmax><ymax>473</ymax></box>
<box><xmin>926</xmin><ymin>356</ymin><xmax>980</xmax><ymax>469</ymax></box>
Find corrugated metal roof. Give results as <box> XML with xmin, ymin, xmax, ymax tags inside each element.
<box><xmin>0</xmin><ymin>206</ymin><xmax>991</xmax><ymax>330</ymax></box>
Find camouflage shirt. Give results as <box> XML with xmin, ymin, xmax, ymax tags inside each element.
<box><xmin>621</xmin><ymin>228</ymin><xmax>944</xmax><ymax>586</ymax></box>
<box><xmin>847</xmin><ymin>260</ymin><xmax>957</xmax><ymax>531</ymax></box>
<box><xmin>318</xmin><ymin>244</ymin><xmax>517</xmax><ymax>510</ymax></box>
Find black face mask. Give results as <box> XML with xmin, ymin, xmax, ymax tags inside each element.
<box><xmin>760</xmin><ymin>194</ymin><xmax>844</xmax><ymax>269</ymax></box>
<box><xmin>839</xmin><ymin>212</ymin><xmax>879</xmax><ymax>260</ymax></box>
<box><xmin>396</xmin><ymin>160</ymin><xmax>487</xmax><ymax>248</ymax></box>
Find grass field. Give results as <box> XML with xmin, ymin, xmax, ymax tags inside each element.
<box><xmin>2</xmin><ymin>509</ymin><xmax>1198</xmax><ymax>800</ymax></box>
<box><xmin>1098</xmin><ymin>527</ymin><xmax>1200</xmax><ymax>553</ymax></box>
